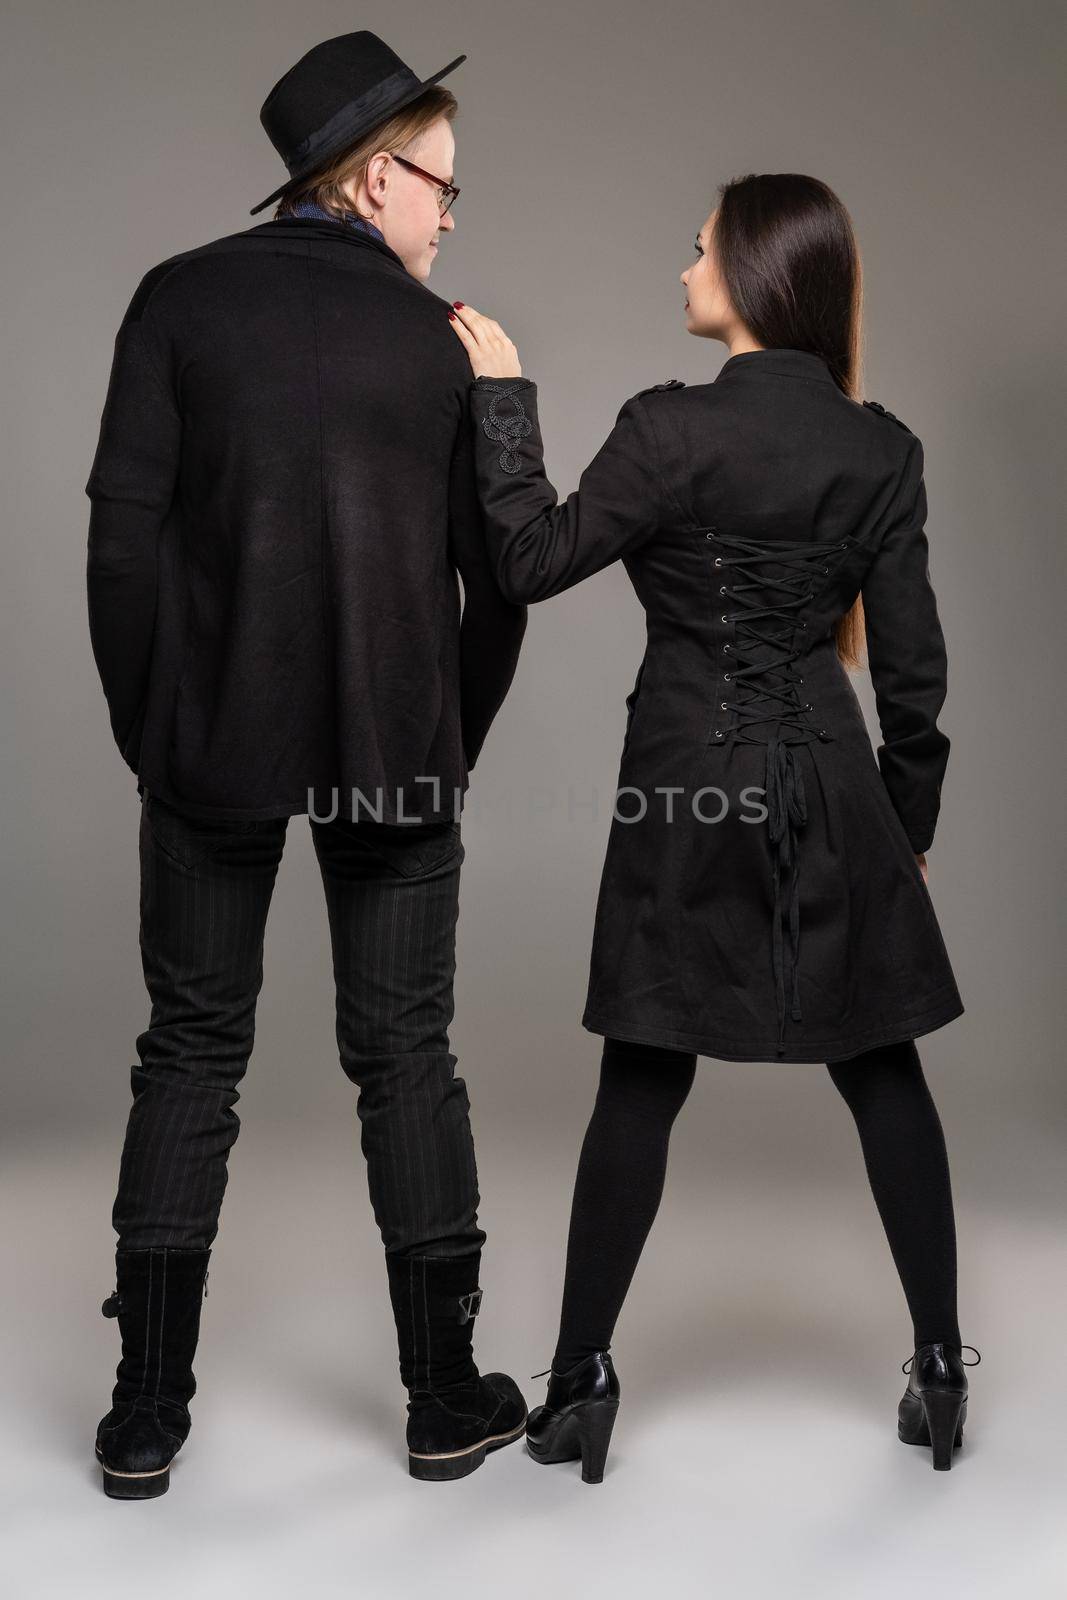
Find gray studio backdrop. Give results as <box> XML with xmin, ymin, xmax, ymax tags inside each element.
<box><xmin>5</xmin><ymin>0</ymin><xmax>1064</xmax><ymax>1187</ymax></box>
<box><xmin>4</xmin><ymin>0</ymin><xmax>1062</xmax><ymax>1190</ymax></box>
<box><xmin>3</xmin><ymin>2</ymin><xmax>1065</xmax><ymax>1594</ymax></box>
<box><xmin>5</xmin><ymin>0</ymin><xmax>1064</xmax><ymax>1194</ymax></box>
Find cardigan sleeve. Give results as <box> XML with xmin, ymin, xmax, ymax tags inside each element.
<box><xmin>446</xmin><ymin>404</ymin><xmax>528</xmax><ymax>773</ymax></box>
<box><xmin>860</xmin><ymin>437</ymin><xmax>951</xmax><ymax>853</ymax></box>
<box><xmin>467</xmin><ymin>377</ymin><xmax>663</xmax><ymax>603</ymax></box>
<box><xmin>84</xmin><ymin>286</ymin><xmax>181</xmax><ymax>768</ymax></box>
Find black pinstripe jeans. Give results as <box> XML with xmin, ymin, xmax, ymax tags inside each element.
<box><xmin>111</xmin><ymin>791</ymin><xmax>485</xmax><ymax>1260</ymax></box>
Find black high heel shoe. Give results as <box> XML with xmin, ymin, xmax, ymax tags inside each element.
<box><xmin>525</xmin><ymin>1351</ymin><xmax>620</xmax><ymax>1484</ymax></box>
<box><xmin>897</xmin><ymin>1341</ymin><xmax>981</xmax><ymax>1470</ymax></box>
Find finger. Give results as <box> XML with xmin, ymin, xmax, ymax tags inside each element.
<box><xmin>451</xmin><ymin>302</ymin><xmax>494</xmax><ymax>336</ymax></box>
<box><xmin>472</xmin><ymin>312</ymin><xmax>514</xmax><ymax>353</ymax></box>
<box><xmin>449</xmin><ymin>302</ymin><xmax>520</xmax><ymax>375</ymax></box>
<box><xmin>447</xmin><ymin>310</ymin><xmax>475</xmax><ymax>345</ymax></box>
<box><xmin>450</xmin><ymin>305</ymin><xmax>491</xmax><ymax>353</ymax></box>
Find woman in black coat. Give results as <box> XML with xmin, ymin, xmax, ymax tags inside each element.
<box><xmin>449</xmin><ymin>173</ymin><xmax>980</xmax><ymax>1478</ymax></box>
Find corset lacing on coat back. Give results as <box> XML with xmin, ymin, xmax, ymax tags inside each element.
<box><xmin>703</xmin><ymin>528</ymin><xmax>853</xmax><ymax>1050</ymax></box>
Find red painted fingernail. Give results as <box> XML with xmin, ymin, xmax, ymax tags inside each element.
<box><xmin>447</xmin><ymin>310</ymin><xmax>456</xmax><ymax>320</ymax></box>
<box><xmin>453</xmin><ymin>301</ymin><xmax>465</xmax><ymax>309</ymax></box>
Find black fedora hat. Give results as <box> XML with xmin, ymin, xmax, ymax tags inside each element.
<box><xmin>250</xmin><ymin>31</ymin><xmax>466</xmax><ymax>216</ymax></box>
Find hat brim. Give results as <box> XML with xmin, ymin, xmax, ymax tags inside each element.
<box><xmin>249</xmin><ymin>54</ymin><xmax>467</xmax><ymax>215</ymax></box>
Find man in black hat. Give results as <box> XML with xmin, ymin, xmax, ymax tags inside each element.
<box><xmin>86</xmin><ymin>31</ymin><xmax>528</xmax><ymax>1496</ymax></box>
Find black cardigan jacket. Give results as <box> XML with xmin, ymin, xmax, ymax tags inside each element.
<box><xmin>84</xmin><ymin>218</ymin><xmax>527</xmax><ymax>821</ymax></box>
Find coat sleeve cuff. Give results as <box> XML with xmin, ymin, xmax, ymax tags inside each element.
<box><xmin>904</xmin><ymin>820</ymin><xmax>937</xmax><ymax>854</ymax></box>
<box><xmin>471</xmin><ymin>375</ymin><xmax>535</xmax><ymax>393</ymax></box>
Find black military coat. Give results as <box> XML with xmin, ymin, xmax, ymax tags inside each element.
<box><xmin>468</xmin><ymin>350</ymin><xmax>964</xmax><ymax>1062</ymax></box>
<box><xmin>85</xmin><ymin>218</ymin><xmax>527</xmax><ymax>822</ymax></box>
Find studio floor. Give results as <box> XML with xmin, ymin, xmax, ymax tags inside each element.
<box><xmin>2</xmin><ymin>1108</ymin><xmax>1063</xmax><ymax>1600</ymax></box>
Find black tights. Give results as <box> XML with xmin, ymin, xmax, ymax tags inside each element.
<box><xmin>552</xmin><ymin>1036</ymin><xmax>961</xmax><ymax>1372</ymax></box>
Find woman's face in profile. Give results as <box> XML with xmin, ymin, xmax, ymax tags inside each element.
<box><xmin>681</xmin><ymin>210</ymin><xmax>732</xmax><ymax>340</ymax></box>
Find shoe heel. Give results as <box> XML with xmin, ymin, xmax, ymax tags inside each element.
<box><xmin>922</xmin><ymin>1389</ymin><xmax>965</xmax><ymax>1471</ymax></box>
<box><xmin>575</xmin><ymin>1398</ymin><xmax>619</xmax><ymax>1485</ymax></box>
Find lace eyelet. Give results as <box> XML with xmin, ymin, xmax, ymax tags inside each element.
<box><xmin>723</xmin><ymin>673</ymin><xmax>731</xmax><ymax>681</ymax></box>
<box><xmin>713</xmin><ymin>557</ymin><xmax>722</xmax><ymax>567</ymax></box>
<box><xmin>720</xmin><ymin>702</ymin><xmax>728</xmax><ymax>710</ymax></box>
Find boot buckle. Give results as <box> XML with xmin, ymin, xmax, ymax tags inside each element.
<box><xmin>457</xmin><ymin>1289</ymin><xmax>482</xmax><ymax>1324</ymax></box>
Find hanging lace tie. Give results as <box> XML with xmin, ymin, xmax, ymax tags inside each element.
<box><xmin>765</xmin><ymin>733</ymin><xmax>808</xmax><ymax>1046</ymax></box>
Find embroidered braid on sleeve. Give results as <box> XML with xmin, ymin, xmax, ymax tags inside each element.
<box><xmin>480</xmin><ymin>384</ymin><xmax>534</xmax><ymax>474</ymax></box>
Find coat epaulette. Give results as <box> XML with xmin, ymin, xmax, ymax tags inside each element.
<box><xmin>863</xmin><ymin>399</ymin><xmax>912</xmax><ymax>433</ymax></box>
<box><xmin>636</xmin><ymin>378</ymin><xmax>686</xmax><ymax>397</ymax></box>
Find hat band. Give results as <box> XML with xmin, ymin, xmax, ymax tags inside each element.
<box><xmin>291</xmin><ymin>66</ymin><xmax>421</xmax><ymax>172</ymax></box>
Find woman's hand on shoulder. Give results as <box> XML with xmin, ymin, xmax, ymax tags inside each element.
<box><xmin>447</xmin><ymin>301</ymin><xmax>522</xmax><ymax>379</ymax></box>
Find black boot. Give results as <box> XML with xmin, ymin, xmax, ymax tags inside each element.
<box><xmin>525</xmin><ymin>1350</ymin><xmax>621</xmax><ymax>1484</ymax></box>
<box><xmin>384</xmin><ymin>1251</ymin><xmax>527</xmax><ymax>1481</ymax></box>
<box><xmin>898</xmin><ymin>1341</ymin><xmax>981</xmax><ymax>1470</ymax></box>
<box><xmin>95</xmin><ymin>1246</ymin><xmax>211</xmax><ymax>1498</ymax></box>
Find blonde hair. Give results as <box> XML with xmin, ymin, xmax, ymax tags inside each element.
<box><xmin>274</xmin><ymin>86</ymin><xmax>458</xmax><ymax>225</ymax></box>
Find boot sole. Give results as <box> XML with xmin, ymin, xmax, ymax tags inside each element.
<box><xmin>407</xmin><ymin>1413</ymin><xmax>528</xmax><ymax>1481</ymax></box>
<box><xmin>95</xmin><ymin>1442</ymin><xmax>173</xmax><ymax>1499</ymax></box>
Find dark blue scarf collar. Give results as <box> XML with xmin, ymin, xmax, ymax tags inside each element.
<box><xmin>286</xmin><ymin>194</ymin><xmax>384</xmax><ymax>241</ymax></box>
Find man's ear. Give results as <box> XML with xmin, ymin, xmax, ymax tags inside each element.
<box><xmin>365</xmin><ymin>151</ymin><xmax>390</xmax><ymax>199</ymax></box>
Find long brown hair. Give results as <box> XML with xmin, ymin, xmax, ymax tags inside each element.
<box><xmin>713</xmin><ymin>173</ymin><xmax>868</xmax><ymax>670</ymax></box>
<box><xmin>274</xmin><ymin>86</ymin><xmax>458</xmax><ymax>226</ymax></box>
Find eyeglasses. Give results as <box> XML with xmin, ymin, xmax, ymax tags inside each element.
<box><xmin>391</xmin><ymin>154</ymin><xmax>460</xmax><ymax>216</ymax></box>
